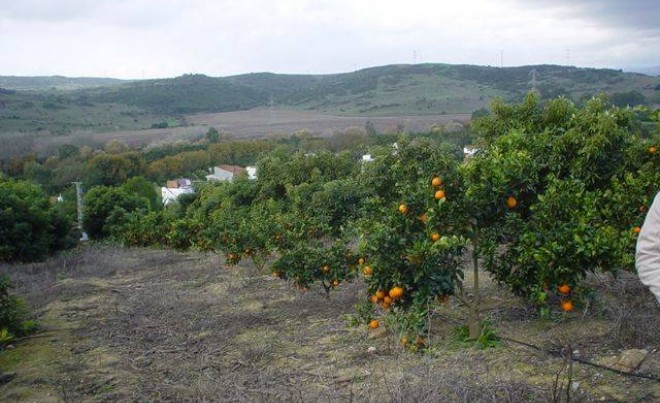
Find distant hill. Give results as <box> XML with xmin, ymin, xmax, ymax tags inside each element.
<box><xmin>77</xmin><ymin>63</ymin><xmax>659</xmax><ymax>116</ymax></box>
<box><xmin>0</xmin><ymin>63</ymin><xmax>658</xmax><ymax>135</ymax></box>
<box><xmin>0</xmin><ymin>76</ymin><xmax>128</xmax><ymax>91</ymax></box>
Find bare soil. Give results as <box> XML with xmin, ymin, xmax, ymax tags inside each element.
<box><xmin>1</xmin><ymin>244</ymin><xmax>658</xmax><ymax>402</ymax></box>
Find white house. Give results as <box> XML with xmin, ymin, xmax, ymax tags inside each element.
<box><xmin>463</xmin><ymin>146</ymin><xmax>479</xmax><ymax>159</ymax></box>
<box><xmin>246</xmin><ymin>166</ymin><xmax>257</xmax><ymax>180</ymax></box>
<box><xmin>161</xmin><ymin>178</ymin><xmax>194</xmax><ymax>205</ymax></box>
<box><xmin>161</xmin><ymin>187</ymin><xmax>194</xmax><ymax>205</ymax></box>
<box><xmin>206</xmin><ymin>165</ymin><xmax>247</xmax><ymax>182</ymax></box>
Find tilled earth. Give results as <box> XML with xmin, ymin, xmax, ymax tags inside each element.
<box><xmin>1</xmin><ymin>244</ymin><xmax>659</xmax><ymax>402</ymax></box>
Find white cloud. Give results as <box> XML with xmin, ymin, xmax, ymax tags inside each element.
<box><xmin>0</xmin><ymin>0</ymin><xmax>657</xmax><ymax>78</ymax></box>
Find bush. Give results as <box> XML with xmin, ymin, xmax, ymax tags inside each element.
<box><xmin>0</xmin><ymin>275</ymin><xmax>37</xmax><ymax>346</ymax></box>
<box><xmin>0</xmin><ymin>177</ymin><xmax>75</xmax><ymax>262</ymax></box>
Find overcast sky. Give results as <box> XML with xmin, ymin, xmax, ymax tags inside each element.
<box><xmin>1</xmin><ymin>0</ymin><xmax>658</xmax><ymax>79</ymax></box>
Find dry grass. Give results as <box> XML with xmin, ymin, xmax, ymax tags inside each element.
<box><xmin>1</xmin><ymin>244</ymin><xmax>659</xmax><ymax>402</ymax></box>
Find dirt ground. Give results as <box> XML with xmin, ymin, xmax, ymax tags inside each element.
<box><xmin>1</xmin><ymin>244</ymin><xmax>659</xmax><ymax>402</ymax></box>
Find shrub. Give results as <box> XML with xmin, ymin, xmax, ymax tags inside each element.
<box><xmin>0</xmin><ymin>177</ymin><xmax>75</xmax><ymax>262</ymax></box>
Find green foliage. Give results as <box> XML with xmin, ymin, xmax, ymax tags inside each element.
<box><xmin>0</xmin><ymin>178</ymin><xmax>75</xmax><ymax>262</ymax></box>
<box><xmin>57</xmin><ymin>144</ymin><xmax>80</xmax><ymax>160</ymax></box>
<box><xmin>0</xmin><ymin>275</ymin><xmax>37</xmax><ymax>346</ymax></box>
<box><xmin>85</xmin><ymin>151</ymin><xmax>146</xmax><ymax>186</ymax></box>
<box><xmin>473</xmin><ymin>94</ymin><xmax>660</xmax><ymax>303</ymax></box>
<box><xmin>272</xmin><ymin>240</ymin><xmax>358</xmax><ymax>294</ymax></box>
<box><xmin>451</xmin><ymin>322</ymin><xmax>501</xmax><ymax>349</ymax></box>
<box><xmin>121</xmin><ymin>176</ymin><xmax>161</xmax><ymax>211</ymax></box>
<box><xmin>83</xmin><ymin>185</ymin><xmax>150</xmax><ymax>239</ymax></box>
<box><xmin>206</xmin><ymin>127</ymin><xmax>220</xmax><ymax>144</ymax></box>
<box><xmin>611</xmin><ymin>90</ymin><xmax>646</xmax><ymax>107</ymax></box>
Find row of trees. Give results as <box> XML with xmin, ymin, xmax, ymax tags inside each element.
<box><xmin>2</xmin><ymin>94</ymin><xmax>658</xmax><ymax>345</ymax></box>
<box><xmin>75</xmin><ymin>94</ymin><xmax>660</xmax><ymax>343</ymax></box>
<box><xmin>3</xmin><ymin>123</ymin><xmax>472</xmax><ymax>196</ymax></box>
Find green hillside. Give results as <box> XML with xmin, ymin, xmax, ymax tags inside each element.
<box><xmin>80</xmin><ymin>63</ymin><xmax>659</xmax><ymax>116</ymax></box>
<box><xmin>0</xmin><ymin>63</ymin><xmax>658</xmax><ymax>135</ymax></box>
<box><xmin>0</xmin><ymin>76</ymin><xmax>127</xmax><ymax>91</ymax></box>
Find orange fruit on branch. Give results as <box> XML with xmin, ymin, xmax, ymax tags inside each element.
<box><xmin>369</xmin><ymin>319</ymin><xmax>380</xmax><ymax>329</ymax></box>
<box><xmin>431</xmin><ymin>232</ymin><xmax>440</xmax><ymax>242</ymax></box>
<box><xmin>398</xmin><ymin>203</ymin><xmax>409</xmax><ymax>214</ymax></box>
<box><xmin>506</xmin><ymin>196</ymin><xmax>518</xmax><ymax>209</ymax></box>
<box><xmin>363</xmin><ymin>266</ymin><xmax>373</xmax><ymax>276</ymax></box>
<box><xmin>389</xmin><ymin>286</ymin><xmax>405</xmax><ymax>299</ymax></box>
<box><xmin>434</xmin><ymin>190</ymin><xmax>445</xmax><ymax>200</ymax></box>
<box><xmin>375</xmin><ymin>290</ymin><xmax>386</xmax><ymax>300</ymax></box>
<box><xmin>649</xmin><ymin>146</ymin><xmax>657</xmax><ymax>154</ymax></box>
<box><xmin>561</xmin><ymin>300</ymin><xmax>574</xmax><ymax>312</ymax></box>
<box><xmin>633</xmin><ymin>226</ymin><xmax>641</xmax><ymax>234</ymax></box>
<box><xmin>557</xmin><ymin>284</ymin><xmax>571</xmax><ymax>294</ymax></box>
<box><xmin>431</xmin><ymin>177</ymin><xmax>443</xmax><ymax>187</ymax></box>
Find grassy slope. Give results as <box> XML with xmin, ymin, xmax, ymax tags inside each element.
<box><xmin>0</xmin><ymin>64</ymin><xmax>658</xmax><ymax>136</ymax></box>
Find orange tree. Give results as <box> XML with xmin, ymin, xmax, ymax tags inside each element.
<box><xmin>356</xmin><ymin>138</ymin><xmax>484</xmax><ymax>342</ymax></box>
<box><xmin>271</xmin><ymin>237</ymin><xmax>359</xmax><ymax>295</ymax></box>
<box><xmin>471</xmin><ymin>95</ymin><xmax>660</xmax><ymax>313</ymax></box>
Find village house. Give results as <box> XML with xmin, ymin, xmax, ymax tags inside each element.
<box><xmin>161</xmin><ymin>178</ymin><xmax>194</xmax><ymax>205</ymax></box>
<box><xmin>206</xmin><ymin>164</ymin><xmax>257</xmax><ymax>181</ymax></box>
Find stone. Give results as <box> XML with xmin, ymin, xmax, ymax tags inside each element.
<box><xmin>617</xmin><ymin>349</ymin><xmax>648</xmax><ymax>371</ymax></box>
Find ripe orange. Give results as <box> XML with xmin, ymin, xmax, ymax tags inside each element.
<box><xmin>434</xmin><ymin>190</ymin><xmax>445</xmax><ymax>200</ymax></box>
<box><xmin>557</xmin><ymin>284</ymin><xmax>571</xmax><ymax>294</ymax></box>
<box><xmin>432</xmin><ymin>177</ymin><xmax>443</xmax><ymax>187</ymax></box>
<box><xmin>332</xmin><ymin>279</ymin><xmax>340</xmax><ymax>287</ymax></box>
<box><xmin>381</xmin><ymin>301</ymin><xmax>391</xmax><ymax>310</ymax></box>
<box><xmin>649</xmin><ymin>146</ymin><xmax>657</xmax><ymax>154</ymax></box>
<box><xmin>506</xmin><ymin>196</ymin><xmax>518</xmax><ymax>209</ymax></box>
<box><xmin>561</xmin><ymin>300</ymin><xmax>574</xmax><ymax>312</ymax></box>
<box><xmin>375</xmin><ymin>290</ymin><xmax>386</xmax><ymax>300</ymax></box>
<box><xmin>419</xmin><ymin>213</ymin><xmax>428</xmax><ymax>224</ymax></box>
<box><xmin>633</xmin><ymin>226</ymin><xmax>641</xmax><ymax>234</ymax></box>
<box><xmin>398</xmin><ymin>203</ymin><xmax>408</xmax><ymax>214</ymax></box>
<box><xmin>363</xmin><ymin>266</ymin><xmax>373</xmax><ymax>276</ymax></box>
<box><xmin>383</xmin><ymin>296</ymin><xmax>392</xmax><ymax>305</ymax></box>
<box><xmin>431</xmin><ymin>232</ymin><xmax>440</xmax><ymax>242</ymax></box>
<box><xmin>358</xmin><ymin>257</ymin><xmax>365</xmax><ymax>265</ymax></box>
<box><xmin>369</xmin><ymin>319</ymin><xmax>379</xmax><ymax>329</ymax></box>
<box><xmin>389</xmin><ymin>286</ymin><xmax>405</xmax><ymax>299</ymax></box>
<box><xmin>370</xmin><ymin>295</ymin><xmax>379</xmax><ymax>304</ymax></box>
<box><xmin>321</xmin><ymin>265</ymin><xmax>330</xmax><ymax>273</ymax></box>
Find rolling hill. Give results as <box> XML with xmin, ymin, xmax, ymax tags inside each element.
<box><xmin>0</xmin><ymin>63</ymin><xmax>658</xmax><ymax>135</ymax></box>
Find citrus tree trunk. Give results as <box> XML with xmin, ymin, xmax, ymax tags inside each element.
<box><xmin>468</xmin><ymin>237</ymin><xmax>482</xmax><ymax>340</ymax></box>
